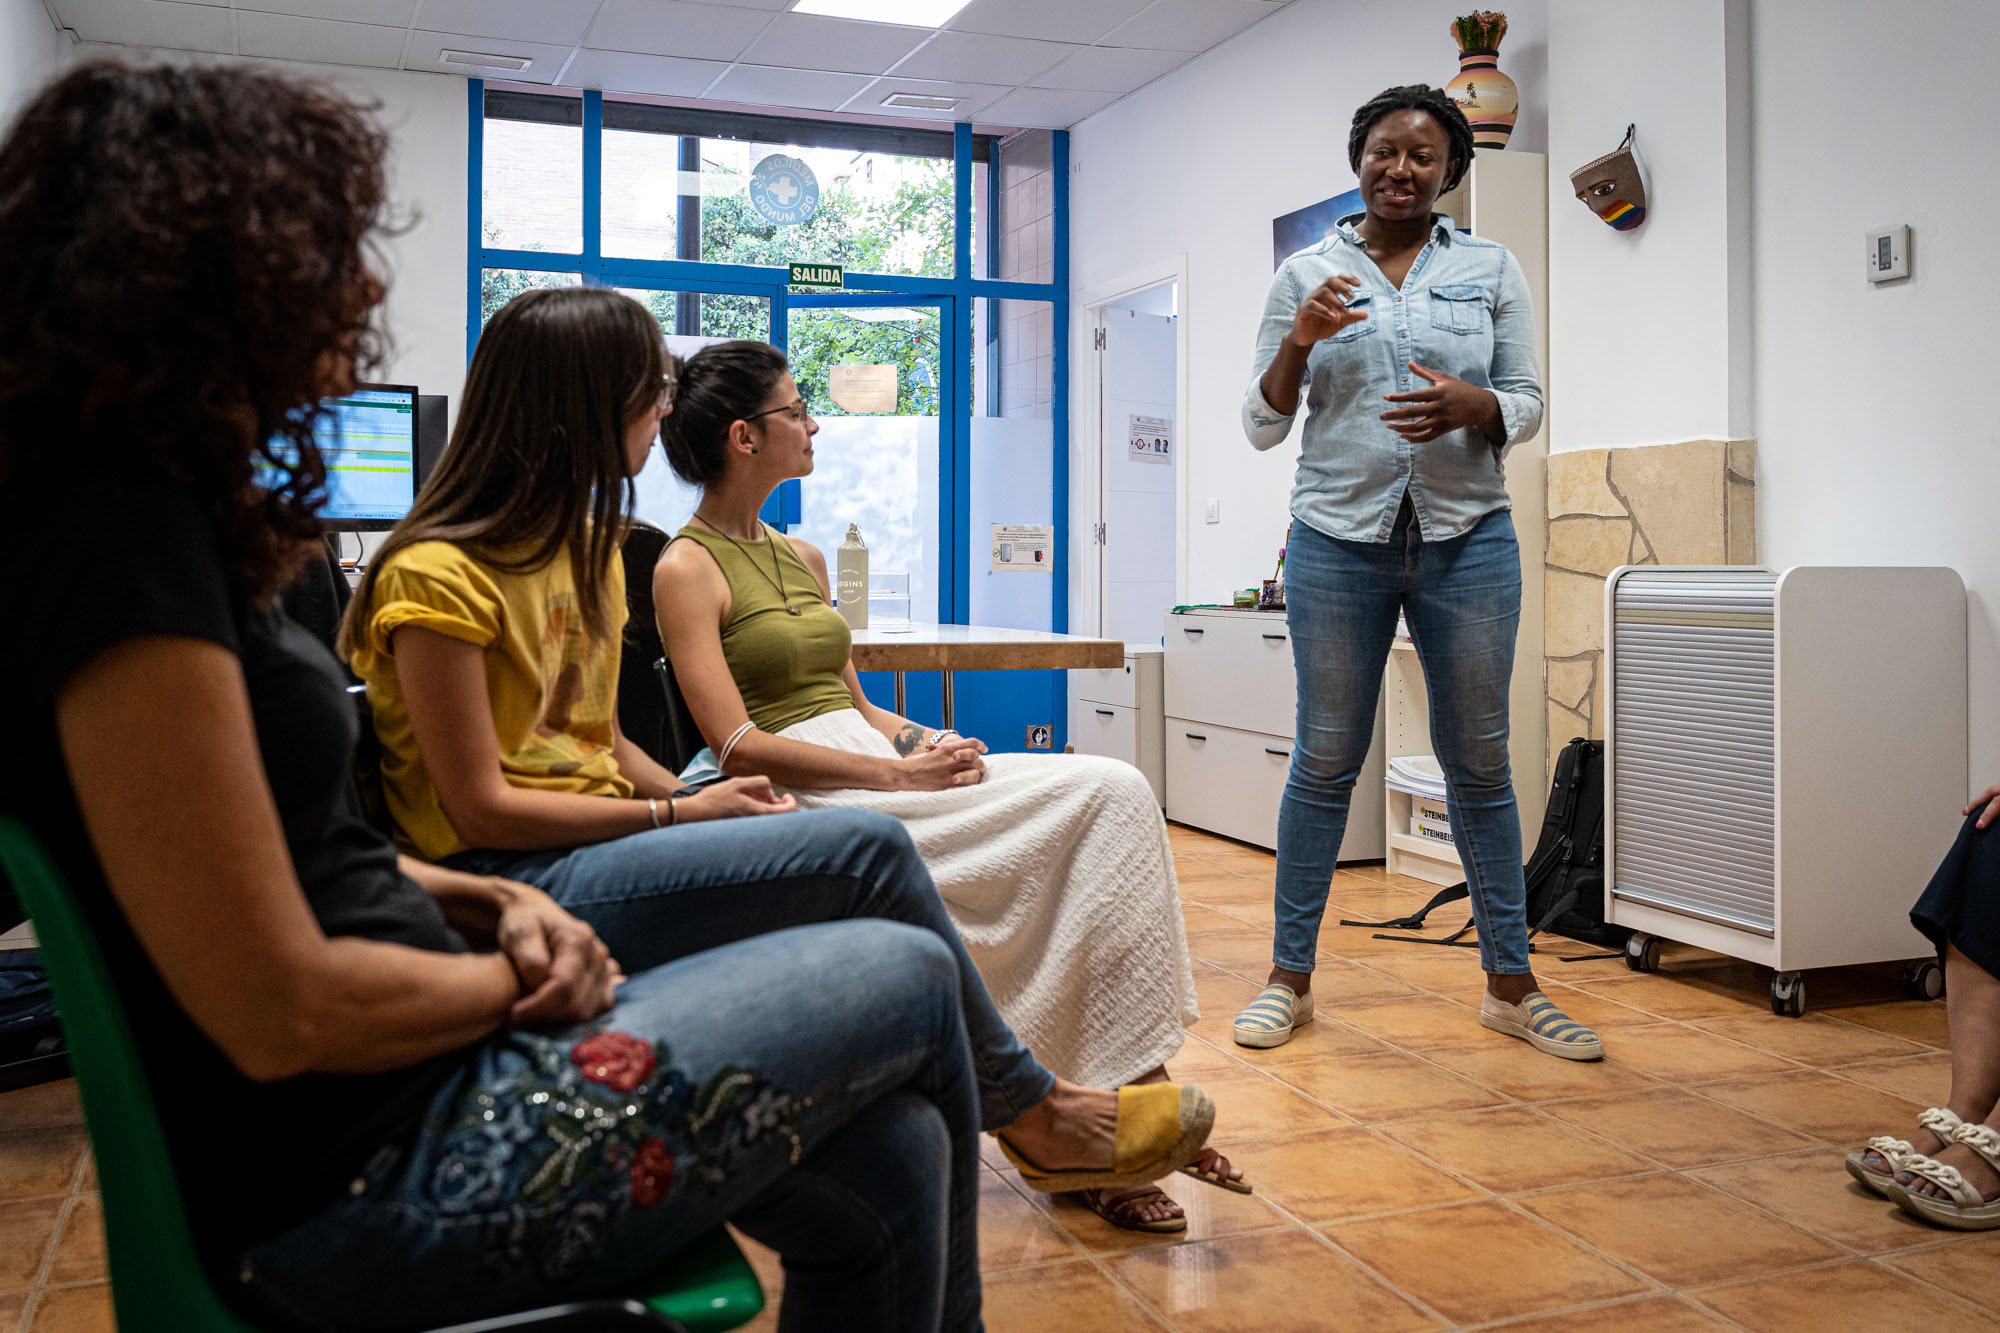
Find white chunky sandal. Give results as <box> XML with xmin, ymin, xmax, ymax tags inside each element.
<box><xmin>1890</xmin><ymin>1121</ymin><xmax>2000</xmax><ymax>1231</ymax></box>
<box><xmin>1845</xmin><ymin>1106</ymin><xmax>1965</xmax><ymax>1198</ymax></box>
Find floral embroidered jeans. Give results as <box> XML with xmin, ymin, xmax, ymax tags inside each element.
<box><xmin>446</xmin><ymin>807</ymin><xmax>1058</xmax><ymax>1131</ymax></box>
<box><xmin>238</xmin><ymin>918</ymin><xmax>982</xmax><ymax>1332</ymax></box>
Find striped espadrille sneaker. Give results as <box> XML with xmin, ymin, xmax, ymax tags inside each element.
<box><xmin>1479</xmin><ymin>990</ymin><xmax>1603</xmax><ymax>1061</ymax></box>
<box><xmin>1231</xmin><ymin>983</ymin><xmax>1313</xmax><ymax>1049</ymax></box>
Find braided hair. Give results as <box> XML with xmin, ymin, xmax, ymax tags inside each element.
<box><xmin>1346</xmin><ymin>84</ymin><xmax>1475</xmax><ymax>192</ymax></box>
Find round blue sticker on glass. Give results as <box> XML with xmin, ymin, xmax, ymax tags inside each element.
<box><xmin>747</xmin><ymin>154</ymin><xmax>819</xmax><ymax>227</ymax></box>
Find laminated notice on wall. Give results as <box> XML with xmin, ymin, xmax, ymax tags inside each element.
<box><xmin>991</xmin><ymin>524</ymin><xmax>1054</xmax><ymax>572</ymax></box>
<box><xmin>1129</xmin><ymin>413</ymin><xmax>1173</xmax><ymax>465</ymax></box>
<box><xmin>829</xmin><ymin>363</ymin><xmax>898</xmax><ymax>413</ymax></box>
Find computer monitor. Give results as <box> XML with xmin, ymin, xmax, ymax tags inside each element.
<box><xmin>266</xmin><ymin>383</ymin><xmax>419</xmax><ymax>531</ymax></box>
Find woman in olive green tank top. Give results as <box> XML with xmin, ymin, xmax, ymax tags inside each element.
<box><xmin>654</xmin><ymin>342</ymin><xmax>1245</xmax><ymax>1232</ymax></box>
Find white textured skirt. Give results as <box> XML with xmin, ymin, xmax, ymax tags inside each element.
<box><xmin>776</xmin><ymin>708</ymin><xmax>1201</xmax><ymax>1088</ymax></box>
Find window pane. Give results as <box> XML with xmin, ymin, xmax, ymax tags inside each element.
<box><xmin>480</xmin><ymin>269</ymin><xmax>581</xmax><ymax>330</ymax></box>
<box><xmin>698</xmin><ymin>139</ymin><xmax>951</xmax><ymax>279</ymax></box>
<box><xmin>609</xmin><ymin>287</ymin><xmax>770</xmax><ymax>343</ymax></box>
<box><xmin>602</xmin><ymin>128</ymin><xmax>681</xmax><ymax>262</ymax></box>
<box><xmin>482</xmin><ymin>116</ymin><xmax>582</xmax><ymax>254</ymax></box>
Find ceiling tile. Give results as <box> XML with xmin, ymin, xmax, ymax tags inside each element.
<box><xmin>583</xmin><ymin>0</ymin><xmax>775</xmax><ymax>62</ymax></box>
<box><xmin>1028</xmin><ymin>43</ymin><xmax>1189</xmax><ymax>92</ymax></box>
<box><xmin>977</xmin><ymin>85</ymin><xmax>1120</xmax><ymax>129</ymax></box>
<box><xmin>240</xmin><ymin>0</ymin><xmax>417</xmax><ymax>24</ymax></box>
<box><xmin>705</xmin><ymin>63</ymin><xmax>875</xmax><ymax>113</ymax></box>
<box><xmin>413</xmin><ymin>0</ymin><xmax>597</xmax><ymax>48</ymax></box>
<box><xmin>237</xmin><ymin>11</ymin><xmax>407</xmax><ymax>66</ymax></box>
<box><xmin>407</xmin><ymin>30</ymin><xmax>573</xmax><ymax>82</ymax></box>
<box><xmin>559</xmin><ymin>48</ymin><xmax>725</xmax><ymax>97</ymax></box>
<box><xmin>946</xmin><ymin>0</ymin><xmax>1150</xmax><ymax>44</ymax></box>
<box><xmin>1100</xmin><ymin>0</ymin><xmax>1280</xmax><ymax>52</ymax></box>
<box><xmin>741</xmin><ymin>13</ymin><xmax>929</xmax><ymax>77</ymax></box>
<box><xmin>890</xmin><ymin>30</ymin><xmax>1075</xmax><ymax>85</ymax></box>
<box><xmin>54</xmin><ymin>0</ymin><xmax>233</xmax><ymax>53</ymax></box>
<box><xmin>851</xmin><ymin>74</ymin><xmax>1010</xmax><ymax>122</ymax></box>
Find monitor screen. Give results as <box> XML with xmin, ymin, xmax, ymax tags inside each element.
<box><xmin>265</xmin><ymin>384</ymin><xmax>418</xmax><ymax>531</ymax></box>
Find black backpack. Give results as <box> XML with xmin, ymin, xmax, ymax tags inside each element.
<box><xmin>1343</xmin><ymin>737</ymin><xmax>1628</xmax><ymax>956</ymax></box>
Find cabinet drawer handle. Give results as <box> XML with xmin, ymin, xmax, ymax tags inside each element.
<box><xmin>1095</xmin><ymin>708</ymin><xmax>1115</xmax><ymax>717</ymax></box>
<box><xmin>1265</xmin><ymin>747</ymin><xmax>1290</xmax><ymax>757</ymax></box>
<box><xmin>1184</xmin><ymin>731</ymin><xmax>1208</xmax><ymax>742</ymax></box>
<box><xmin>1262</xmin><ymin>633</ymin><xmax>1287</xmax><ymax>642</ymax></box>
<box><xmin>1182</xmin><ymin>626</ymin><xmax>1204</xmax><ymax>636</ymax></box>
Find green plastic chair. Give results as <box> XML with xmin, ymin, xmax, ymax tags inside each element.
<box><xmin>0</xmin><ymin>817</ymin><xmax>765</xmax><ymax>1333</ymax></box>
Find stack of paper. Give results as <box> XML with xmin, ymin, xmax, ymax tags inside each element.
<box><xmin>1386</xmin><ymin>754</ymin><xmax>1448</xmax><ymax>799</ymax></box>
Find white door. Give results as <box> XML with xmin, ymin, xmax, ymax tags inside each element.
<box><xmin>1099</xmin><ymin>295</ymin><xmax>1178</xmax><ymax>650</ymax></box>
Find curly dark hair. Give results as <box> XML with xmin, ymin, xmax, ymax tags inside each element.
<box><xmin>1347</xmin><ymin>84</ymin><xmax>1476</xmax><ymax>193</ymax></box>
<box><xmin>0</xmin><ymin>61</ymin><xmax>391</xmax><ymax>606</ymax></box>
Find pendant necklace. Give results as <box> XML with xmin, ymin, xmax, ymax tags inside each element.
<box><xmin>694</xmin><ymin>512</ymin><xmax>803</xmax><ymax>615</ymax></box>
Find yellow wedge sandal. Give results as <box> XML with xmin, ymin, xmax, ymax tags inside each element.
<box><xmin>997</xmin><ymin>1083</ymin><xmax>1215</xmax><ymax>1194</ymax></box>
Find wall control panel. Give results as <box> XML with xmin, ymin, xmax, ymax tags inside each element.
<box><xmin>1866</xmin><ymin>225</ymin><xmax>1909</xmax><ymax>283</ymax></box>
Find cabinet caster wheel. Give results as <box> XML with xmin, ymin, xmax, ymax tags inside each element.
<box><xmin>1902</xmin><ymin>959</ymin><xmax>1945</xmax><ymax>1002</ymax></box>
<box><xmin>1770</xmin><ymin>972</ymin><xmax>1805</xmax><ymax>1017</ymax></box>
<box><xmin>1624</xmin><ymin>933</ymin><xmax>1662</xmax><ymax>973</ymax></box>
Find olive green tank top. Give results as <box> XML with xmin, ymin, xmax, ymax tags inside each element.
<box><xmin>672</xmin><ymin>523</ymin><xmax>856</xmax><ymax>734</ymax></box>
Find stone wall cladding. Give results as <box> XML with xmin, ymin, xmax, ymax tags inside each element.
<box><xmin>1543</xmin><ymin>440</ymin><xmax>1756</xmax><ymax>776</ymax></box>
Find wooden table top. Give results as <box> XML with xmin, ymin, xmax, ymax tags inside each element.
<box><xmin>848</xmin><ymin>623</ymin><xmax>1125</xmax><ymax>672</ymax></box>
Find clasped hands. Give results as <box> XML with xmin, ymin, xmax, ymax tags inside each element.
<box><xmin>1288</xmin><ymin>273</ymin><xmax>1498</xmax><ymax>444</ymax></box>
<box><xmin>905</xmin><ymin>730</ymin><xmax>989</xmax><ymax>790</ymax></box>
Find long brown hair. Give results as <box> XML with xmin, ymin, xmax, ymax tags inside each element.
<box><xmin>0</xmin><ymin>61</ymin><xmax>389</xmax><ymax>606</ymax></box>
<box><xmin>340</xmin><ymin>286</ymin><xmax>661</xmax><ymax>656</ymax></box>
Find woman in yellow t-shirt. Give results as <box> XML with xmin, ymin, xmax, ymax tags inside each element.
<box><xmin>341</xmin><ymin>287</ymin><xmax>1216</xmax><ymax>1231</ymax></box>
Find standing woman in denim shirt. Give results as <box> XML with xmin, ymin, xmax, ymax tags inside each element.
<box><xmin>1231</xmin><ymin>86</ymin><xmax>1600</xmax><ymax>1062</ymax></box>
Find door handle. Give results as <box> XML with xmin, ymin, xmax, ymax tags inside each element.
<box><xmin>1184</xmin><ymin>732</ymin><xmax>1207</xmax><ymax>742</ymax></box>
<box><xmin>1095</xmin><ymin>709</ymin><xmax>1115</xmax><ymax>717</ymax></box>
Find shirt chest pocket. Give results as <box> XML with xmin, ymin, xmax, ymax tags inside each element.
<box><xmin>1428</xmin><ymin>283</ymin><xmax>1489</xmax><ymax>335</ymax></box>
<box><xmin>1329</xmin><ymin>290</ymin><xmax>1375</xmax><ymax>342</ymax></box>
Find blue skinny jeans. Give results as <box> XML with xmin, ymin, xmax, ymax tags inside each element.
<box><xmin>239</xmin><ymin>918</ymin><xmax>982</xmax><ymax>1332</ymax></box>
<box><xmin>1274</xmin><ymin>503</ymin><xmax>1530</xmax><ymax>977</ymax></box>
<box><xmin>445</xmin><ymin>808</ymin><xmax>1057</xmax><ymax>1132</ymax></box>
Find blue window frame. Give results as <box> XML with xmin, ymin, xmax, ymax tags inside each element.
<box><xmin>467</xmin><ymin>83</ymin><xmax>1072</xmax><ymax>747</ymax></box>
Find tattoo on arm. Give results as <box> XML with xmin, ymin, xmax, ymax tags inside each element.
<box><xmin>892</xmin><ymin>723</ymin><xmax>928</xmax><ymax>757</ymax></box>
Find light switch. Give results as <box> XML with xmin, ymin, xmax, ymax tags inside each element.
<box><xmin>1204</xmin><ymin>498</ymin><xmax>1220</xmax><ymax>524</ymax></box>
<box><xmin>1866</xmin><ymin>225</ymin><xmax>1909</xmax><ymax>283</ymax></box>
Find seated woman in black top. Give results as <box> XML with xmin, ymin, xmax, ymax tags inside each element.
<box><xmin>0</xmin><ymin>62</ymin><xmax>984</xmax><ymax>1331</ymax></box>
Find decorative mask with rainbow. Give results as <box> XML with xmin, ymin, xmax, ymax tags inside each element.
<box><xmin>1570</xmin><ymin>125</ymin><xmax>1647</xmax><ymax>232</ymax></box>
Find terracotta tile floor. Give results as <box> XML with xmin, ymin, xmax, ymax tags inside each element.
<box><xmin>4</xmin><ymin>824</ymin><xmax>1993</xmax><ymax>1331</ymax></box>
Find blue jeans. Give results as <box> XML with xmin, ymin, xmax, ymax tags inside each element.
<box><xmin>240</xmin><ymin>919</ymin><xmax>983</xmax><ymax>1332</ymax></box>
<box><xmin>447</xmin><ymin>808</ymin><xmax>1057</xmax><ymax>1132</ymax></box>
<box><xmin>1274</xmin><ymin>504</ymin><xmax>1529</xmax><ymax>976</ymax></box>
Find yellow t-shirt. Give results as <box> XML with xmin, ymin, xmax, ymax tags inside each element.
<box><xmin>350</xmin><ymin>540</ymin><xmax>633</xmax><ymax>860</ymax></box>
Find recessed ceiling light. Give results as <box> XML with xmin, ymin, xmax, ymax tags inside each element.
<box><xmin>791</xmin><ymin>0</ymin><xmax>974</xmax><ymax>28</ymax></box>
<box><xmin>882</xmin><ymin>91</ymin><xmax>962</xmax><ymax>110</ymax></box>
<box><xmin>440</xmin><ymin>49</ymin><xmax>533</xmax><ymax>71</ymax></box>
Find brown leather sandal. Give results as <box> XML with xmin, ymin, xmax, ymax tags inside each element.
<box><xmin>1179</xmin><ymin>1146</ymin><xmax>1253</xmax><ymax>1195</ymax></box>
<box><xmin>1079</xmin><ymin>1184</ymin><xmax>1187</xmax><ymax>1233</ymax></box>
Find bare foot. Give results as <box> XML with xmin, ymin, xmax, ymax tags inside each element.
<box><xmin>1264</xmin><ymin>965</ymin><xmax>1313</xmax><ymax>996</ymax></box>
<box><xmin>1083</xmin><ymin>1184</ymin><xmax>1184</xmax><ymax>1229</ymax></box>
<box><xmin>1859</xmin><ymin>1125</ymin><xmax>1951</xmax><ymax>1176</ymax></box>
<box><xmin>1486</xmin><ymin>971</ymin><xmax>1541</xmax><ymax>1005</ymax></box>
<box><xmin>1900</xmin><ymin>1141</ymin><xmax>2000</xmax><ymax>1203</ymax></box>
<box><xmin>994</xmin><ymin>1079</ymin><xmax>1117</xmax><ymax>1171</ymax></box>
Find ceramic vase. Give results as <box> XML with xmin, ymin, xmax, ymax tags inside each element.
<box><xmin>1446</xmin><ymin>48</ymin><xmax>1518</xmax><ymax>149</ymax></box>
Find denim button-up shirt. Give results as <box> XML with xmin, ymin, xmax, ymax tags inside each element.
<box><xmin>1242</xmin><ymin>214</ymin><xmax>1542</xmax><ymax>544</ymax></box>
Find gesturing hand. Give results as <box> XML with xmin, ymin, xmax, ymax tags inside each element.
<box><xmin>676</xmin><ymin>776</ymin><xmax>798</xmax><ymax>822</ymax></box>
<box><xmin>1964</xmin><ymin>783</ymin><xmax>2000</xmax><ymax>829</ymax></box>
<box><xmin>897</xmin><ymin>736</ymin><xmax>988</xmax><ymax>791</ymax></box>
<box><xmin>495</xmin><ymin>885</ymin><xmax>624</xmax><ymax>1027</ymax></box>
<box><xmin>1286</xmin><ymin>274</ymin><xmax>1369</xmax><ymax>348</ymax></box>
<box><xmin>1380</xmin><ymin>362</ymin><xmax>1501</xmax><ymax>444</ymax></box>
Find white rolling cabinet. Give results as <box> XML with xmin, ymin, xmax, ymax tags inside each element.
<box><xmin>1605</xmin><ymin>566</ymin><xmax>1965</xmax><ymax>1014</ymax></box>
<box><xmin>1069</xmin><ymin>646</ymin><xmax>1164</xmax><ymax>806</ymax></box>
<box><xmin>1381</xmin><ymin>633</ymin><xmax>1463</xmax><ymax>886</ymax></box>
<box><xmin>1163</xmin><ymin>608</ymin><xmax>1385</xmax><ymax>856</ymax></box>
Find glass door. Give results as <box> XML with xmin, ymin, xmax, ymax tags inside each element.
<box><xmin>781</xmin><ymin>294</ymin><xmax>949</xmax><ymax>627</ymax></box>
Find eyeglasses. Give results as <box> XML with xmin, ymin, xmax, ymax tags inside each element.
<box><xmin>743</xmin><ymin>397</ymin><xmax>811</xmax><ymax>425</ymax></box>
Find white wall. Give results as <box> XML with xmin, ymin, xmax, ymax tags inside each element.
<box><xmin>70</xmin><ymin>43</ymin><xmax>469</xmax><ymax>421</ymax></box>
<box><xmin>1545</xmin><ymin>0</ymin><xmax>1751</xmax><ymax>451</ymax></box>
<box><xmin>1</xmin><ymin>0</ymin><xmax>64</xmax><ymax>122</ymax></box>
<box><xmin>1744</xmin><ymin>0</ymin><xmax>2000</xmax><ymax>787</ymax></box>
<box><xmin>1068</xmin><ymin>0</ymin><xmax>1548</xmax><ymax>609</ymax></box>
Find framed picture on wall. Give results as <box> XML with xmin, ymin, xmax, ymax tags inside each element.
<box><xmin>1272</xmin><ymin>187</ymin><xmax>1364</xmax><ymax>269</ymax></box>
